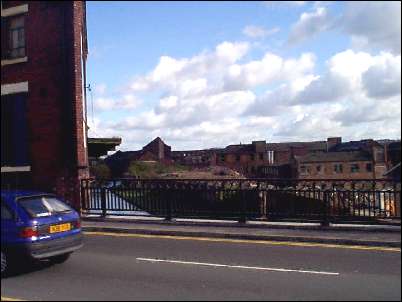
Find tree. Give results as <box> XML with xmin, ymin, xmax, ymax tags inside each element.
<box><xmin>90</xmin><ymin>162</ymin><xmax>111</xmax><ymax>179</ymax></box>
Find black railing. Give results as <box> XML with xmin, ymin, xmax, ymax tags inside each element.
<box><xmin>80</xmin><ymin>178</ymin><xmax>401</xmax><ymax>225</ymax></box>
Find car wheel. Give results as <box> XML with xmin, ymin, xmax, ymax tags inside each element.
<box><xmin>1</xmin><ymin>250</ymin><xmax>8</xmax><ymax>277</ymax></box>
<box><xmin>49</xmin><ymin>253</ymin><xmax>71</xmax><ymax>264</ymax></box>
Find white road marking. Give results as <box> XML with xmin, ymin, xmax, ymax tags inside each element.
<box><xmin>136</xmin><ymin>257</ymin><xmax>340</xmax><ymax>276</ymax></box>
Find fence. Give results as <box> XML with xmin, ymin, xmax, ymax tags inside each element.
<box><xmin>80</xmin><ymin>178</ymin><xmax>401</xmax><ymax>225</ymax></box>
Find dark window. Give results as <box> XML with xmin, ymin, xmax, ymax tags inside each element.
<box><xmin>375</xmin><ymin>151</ymin><xmax>385</xmax><ymax>163</ymax></box>
<box><xmin>250</xmin><ymin>154</ymin><xmax>255</xmax><ymax>161</ymax></box>
<box><xmin>351</xmin><ymin>164</ymin><xmax>360</xmax><ymax>173</ymax></box>
<box><xmin>334</xmin><ymin>164</ymin><xmax>343</xmax><ymax>173</ymax></box>
<box><xmin>316</xmin><ymin>165</ymin><xmax>322</xmax><ymax>172</ymax></box>
<box><xmin>1</xmin><ymin>14</ymin><xmax>25</xmax><ymax>60</ymax></box>
<box><xmin>300</xmin><ymin>165</ymin><xmax>310</xmax><ymax>174</ymax></box>
<box><xmin>259</xmin><ymin>153</ymin><xmax>264</xmax><ymax>160</ymax></box>
<box><xmin>236</xmin><ymin>155</ymin><xmax>241</xmax><ymax>161</ymax></box>
<box><xmin>220</xmin><ymin>154</ymin><xmax>225</xmax><ymax>162</ymax></box>
<box><xmin>1</xmin><ymin>93</ymin><xmax>29</xmax><ymax>167</ymax></box>
<box><xmin>366</xmin><ymin>163</ymin><xmax>373</xmax><ymax>172</ymax></box>
<box><xmin>1</xmin><ymin>201</ymin><xmax>14</xmax><ymax>220</ymax></box>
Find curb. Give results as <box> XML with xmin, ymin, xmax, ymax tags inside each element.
<box><xmin>82</xmin><ymin>226</ymin><xmax>402</xmax><ymax>248</ymax></box>
<box><xmin>82</xmin><ymin>217</ymin><xmax>402</xmax><ymax>233</ymax></box>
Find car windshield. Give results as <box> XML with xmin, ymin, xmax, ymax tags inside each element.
<box><xmin>18</xmin><ymin>196</ymin><xmax>73</xmax><ymax>218</ymax></box>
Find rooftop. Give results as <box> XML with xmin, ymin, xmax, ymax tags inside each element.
<box><xmin>297</xmin><ymin>151</ymin><xmax>372</xmax><ymax>163</ymax></box>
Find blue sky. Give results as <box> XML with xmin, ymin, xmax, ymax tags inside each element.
<box><xmin>85</xmin><ymin>1</ymin><xmax>401</xmax><ymax>151</ymax></box>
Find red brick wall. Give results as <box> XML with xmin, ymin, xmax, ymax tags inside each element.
<box><xmin>298</xmin><ymin>161</ymin><xmax>376</xmax><ymax>180</ymax></box>
<box><xmin>1</xmin><ymin>1</ymin><xmax>88</xmax><ymax>209</ymax></box>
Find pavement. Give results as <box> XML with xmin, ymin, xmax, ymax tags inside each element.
<box><xmin>82</xmin><ymin>215</ymin><xmax>401</xmax><ymax>248</ymax></box>
<box><xmin>2</xmin><ymin>230</ymin><xmax>401</xmax><ymax>300</ymax></box>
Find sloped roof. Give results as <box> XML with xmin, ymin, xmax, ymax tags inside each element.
<box><xmin>143</xmin><ymin>137</ymin><xmax>171</xmax><ymax>149</ymax></box>
<box><xmin>221</xmin><ymin>144</ymin><xmax>255</xmax><ymax>154</ymax></box>
<box><xmin>329</xmin><ymin>140</ymin><xmax>381</xmax><ymax>152</ymax></box>
<box><xmin>297</xmin><ymin>151</ymin><xmax>372</xmax><ymax>163</ymax></box>
<box><xmin>266</xmin><ymin>141</ymin><xmax>327</xmax><ymax>151</ymax></box>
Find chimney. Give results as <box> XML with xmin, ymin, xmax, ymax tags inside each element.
<box><xmin>327</xmin><ymin>137</ymin><xmax>342</xmax><ymax>152</ymax></box>
<box><xmin>252</xmin><ymin>140</ymin><xmax>266</xmax><ymax>153</ymax></box>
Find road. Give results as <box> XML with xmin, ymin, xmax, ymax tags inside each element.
<box><xmin>1</xmin><ymin>232</ymin><xmax>401</xmax><ymax>301</ymax></box>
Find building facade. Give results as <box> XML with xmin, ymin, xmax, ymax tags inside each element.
<box><xmin>1</xmin><ymin>1</ymin><xmax>89</xmax><ymax>209</ymax></box>
<box><xmin>215</xmin><ymin>140</ymin><xmax>328</xmax><ymax>178</ymax></box>
<box><xmin>296</xmin><ymin>139</ymin><xmax>393</xmax><ymax>180</ymax></box>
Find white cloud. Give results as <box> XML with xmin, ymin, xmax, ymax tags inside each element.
<box><xmin>296</xmin><ymin>72</ymin><xmax>352</xmax><ymax>104</ymax></box>
<box><xmin>333</xmin><ymin>97</ymin><xmax>401</xmax><ymax>127</ymax></box>
<box><xmin>129</xmin><ymin>41</ymin><xmax>250</xmax><ymax>97</ymax></box>
<box><xmin>275</xmin><ymin>113</ymin><xmax>343</xmax><ymax>141</ymax></box>
<box><xmin>341</xmin><ymin>1</ymin><xmax>401</xmax><ymax>54</ymax></box>
<box><xmin>287</xmin><ymin>2</ymin><xmax>401</xmax><ymax>54</ymax></box>
<box><xmin>243</xmin><ymin>49</ymin><xmax>401</xmax><ymax>142</ymax></box>
<box><xmin>292</xmin><ymin>50</ymin><xmax>401</xmax><ymax>105</ymax></box>
<box><xmin>361</xmin><ymin>54</ymin><xmax>401</xmax><ymax>99</ymax></box>
<box><xmin>288</xmin><ymin>6</ymin><xmax>334</xmax><ymax>45</ymax></box>
<box><xmin>95</xmin><ymin>38</ymin><xmax>400</xmax><ymax>151</ymax></box>
<box><xmin>243</xmin><ymin>25</ymin><xmax>280</xmax><ymax>39</ymax></box>
<box><xmin>223</xmin><ymin>52</ymin><xmax>315</xmax><ymax>91</ymax></box>
<box><xmin>94</xmin><ymin>94</ymin><xmax>142</xmax><ymax>111</ymax></box>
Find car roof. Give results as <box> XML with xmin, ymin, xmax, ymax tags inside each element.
<box><xmin>1</xmin><ymin>190</ymin><xmax>55</xmax><ymax>201</ymax></box>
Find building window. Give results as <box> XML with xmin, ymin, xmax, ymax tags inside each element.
<box><xmin>236</xmin><ymin>155</ymin><xmax>241</xmax><ymax>162</ymax></box>
<box><xmin>366</xmin><ymin>163</ymin><xmax>373</xmax><ymax>172</ymax></box>
<box><xmin>1</xmin><ymin>93</ymin><xmax>29</xmax><ymax>167</ymax></box>
<box><xmin>350</xmin><ymin>164</ymin><xmax>360</xmax><ymax>173</ymax></box>
<box><xmin>2</xmin><ymin>14</ymin><xmax>26</xmax><ymax>60</ymax></box>
<box><xmin>316</xmin><ymin>165</ymin><xmax>322</xmax><ymax>173</ymax></box>
<box><xmin>300</xmin><ymin>165</ymin><xmax>310</xmax><ymax>175</ymax></box>
<box><xmin>220</xmin><ymin>154</ymin><xmax>225</xmax><ymax>162</ymax></box>
<box><xmin>334</xmin><ymin>164</ymin><xmax>343</xmax><ymax>173</ymax></box>
<box><xmin>267</xmin><ymin>150</ymin><xmax>274</xmax><ymax>164</ymax></box>
<box><xmin>375</xmin><ymin>151</ymin><xmax>385</xmax><ymax>163</ymax></box>
<box><xmin>259</xmin><ymin>153</ymin><xmax>264</xmax><ymax>160</ymax></box>
<box><xmin>250</xmin><ymin>154</ymin><xmax>255</xmax><ymax>161</ymax></box>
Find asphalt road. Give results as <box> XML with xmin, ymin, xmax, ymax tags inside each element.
<box><xmin>1</xmin><ymin>232</ymin><xmax>401</xmax><ymax>301</ymax></box>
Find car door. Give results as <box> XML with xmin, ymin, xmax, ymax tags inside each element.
<box><xmin>1</xmin><ymin>199</ymin><xmax>19</xmax><ymax>246</ymax></box>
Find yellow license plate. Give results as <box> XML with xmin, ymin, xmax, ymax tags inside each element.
<box><xmin>50</xmin><ymin>223</ymin><xmax>71</xmax><ymax>233</ymax></box>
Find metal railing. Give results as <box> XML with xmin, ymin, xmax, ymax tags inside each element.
<box><xmin>80</xmin><ymin>178</ymin><xmax>401</xmax><ymax>225</ymax></box>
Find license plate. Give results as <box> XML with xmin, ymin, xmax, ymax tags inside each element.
<box><xmin>49</xmin><ymin>223</ymin><xmax>71</xmax><ymax>233</ymax></box>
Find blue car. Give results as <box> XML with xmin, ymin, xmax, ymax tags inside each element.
<box><xmin>1</xmin><ymin>190</ymin><xmax>83</xmax><ymax>277</ymax></box>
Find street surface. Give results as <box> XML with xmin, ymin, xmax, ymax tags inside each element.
<box><xmin>1</xmin><ymin>232</ymin><xmax>401</xmax><ymax>301</ymax></box>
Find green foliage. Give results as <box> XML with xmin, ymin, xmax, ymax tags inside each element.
<box><xmin>90</xmin><ymin>162</ymin><xmax>111</xmax><ymax>179</ymax></box>
<box><xmin>127</xmin><ymin>161</ymin><xmax>190</xmax><ymax>179</ymax></box>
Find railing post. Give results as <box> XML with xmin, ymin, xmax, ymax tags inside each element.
<box><xmin>321</xmin><ymin>190</ymin><xmax>330</xmax><ymax>227</ymax></box>
<box><xmin>238</xmin><ymin>182</ymin><xmax>247</xmax><ymax>224</ymax></box>
<box><xmin>101</xmin><ymin>187</ymin><xmax>107</xmax><ymax>217</ymax></box>
<box><xmin>165</xmin><ymin>186</ymin><xmax>173</xmax><ymax>221</ymax></box>
<box><xmin>79</xmin><ymin>179</ymin><xmax>86</xmax><ymax>217</ymax></box>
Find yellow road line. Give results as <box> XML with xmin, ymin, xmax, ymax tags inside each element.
<box><xmin>1</xmin><ymin>297</ymin><xmax>24</xmax><ymax>301</ymax></box>
<box><xmin>83</xmin><ymin>231</ymin><xmax>401</xmax><ymax>253</ymax></box>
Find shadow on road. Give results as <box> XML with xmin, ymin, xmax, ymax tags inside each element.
<box><xmin>4</xmin><ymin>259</ymin><xmax>58</xmax><ymax>278</ymax></box>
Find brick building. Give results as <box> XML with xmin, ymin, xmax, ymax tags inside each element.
<box><xmin>296</xmin><ymin>138</ymin><xmax>393</xmax><ymax>180</ymax></box>
<box><xmin>104</xmin><ymin>136</ymin><xmax>400</xmax><ymax>181</ymax></box>
<box><xmin>171</xmin><ymin>149</ymin><xmax>218</xmax><ymax>167</ymax></box>
<box><xmin>105</xmin><ymin>137</ymin><xmax>173</xmax><ymax>177</ymax></box>
<box><xmin>215</xmin><ymin>140</ymin><xmax>327</xmax><ymax>178</ymax></box>
<box><xmin>1</xmin><ymin>1</ymin><xmax>89</xmax><ymax>209</ymax></box>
